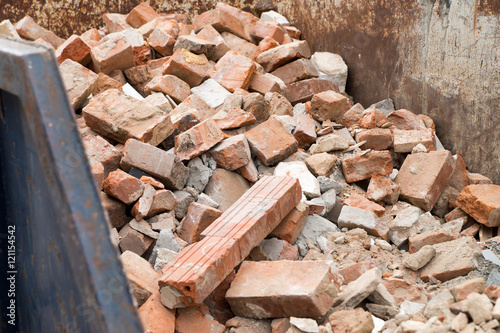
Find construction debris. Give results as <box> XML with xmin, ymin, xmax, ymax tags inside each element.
<box><xmin>4</xmin><ymin>3</ymin><xmax>500</xmax><ymax>332</ymax></box>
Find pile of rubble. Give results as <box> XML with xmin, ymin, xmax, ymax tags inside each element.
<box><xmin>3</xmin><ymin>3</ymin><xmax>500</xmax><ymax>332</ymax></box>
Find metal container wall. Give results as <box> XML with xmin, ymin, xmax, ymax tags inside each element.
<box><xmin>0</xmin><ymin>36</ymin><xmax>142</xmax><ymax>333</ymax></box>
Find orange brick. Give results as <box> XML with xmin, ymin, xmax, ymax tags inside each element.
<box><xmin>126</xmin><ymin>2</ymin><xmax>160</xmax><ymax>28</ymax></box>
<box><xmin>147</xmin><ymin>28</ymin><xmax>175</xmax><ymax>56</ymax></box>
<box><xmin>56</xmin><ymin>35</ymin><xmax>91</xmax><ymax>65</ymax></box>
<box><xmin>251</xmin><ymin>20</ymin><xmax>286</xmax><ymax>43</ymax></box>
<box><xmin>138</xmin><ymin>293</ymin><xmax>175</xmax><ymax>333</ymax></box>
<box><xmin>145</xmin><ymin>75</ymin><xmax>191</xmax><ymax>103</ymax></box>
<box><xmin>221</xmin><ymin>32</ymin><xmax>259</xmax><ymax>59</ymax></box>
<box><xmin>175</xmin><ymin>118</ymin><xmax>225</xmax><ymax>161</ymax></box>
<box><xmin>271</xmin><ymin>58</ymin><xmax>318</xmax><ymax>85</ymax></box>
<box><xmin>456</xmin><ymin>185</ymin><xmax>500</xmax><ymax>227</ymax></box>
<box><xmin>355</xmin><ymin>128</ymin><xmax>393</xmax><ymax>151</ymax></box>
<box><xmin>178</xmin><ymin>203</ymin><xmax>223</xmax><ymax>244</ymax></box>
<box><xmin>285</xmin><ymin>78</ymin><xmax>339</xmax><ymax>104</ymax></box>
<box><xmin>309</xmin><ymin>90</ymin><xmax>347</xmax><ymax>122</ymax></box>
<box><xmin>162</xmin><ymin>49</ymin><xmax>210</xmax><ymax>87</ymax></box>
<box><xmin>121</xmin><ymin>250</ymin><xmax>161</xmax><ymax>306</ymax></box>
<box><xmin>175</xmin><ymin>306</ymin><xmax>225</xmax><ymax>333</ymax></box>
<box><xmin>387</xmin><ymin>109</ymin><xmax>426</xmax><ymax>130</ymax></box>
<box><xmin>159</xmin><ymin>176</ymin><xmax>301</xmax><ymax>308</ymax></box>
<box><xmin>211</xmin><ymin>50</ymin><xmax>256</xmax><ymax>92</ymax></box>
<box><xmin>256</xmin><ymin>40</ymin><xmax>311</xmax><ymax>72</ymax></box>
<box><xmin>90</xmin><ymin>35</ymin><xmax>135</xmax><ymax>74</ymax></box>
<box><xmin>344</xmin><ymin>193</ymin><xmax>385</xmax><ymax>217</ymax></box>
<box><xmin>103</xmin><ymin>13</ymin><xmax>131</xmax><ymax>33</ymax></box>
<box><xmin>358</xmin><ymin>109</ymin><xmax>388</xmax><ymax>129</ymax></box>
<box><xmin>103</xmin><ymin>169</ymin><xmax>144</xmax><ymax>205</ymax></box>
<box><xmin>213</xmin><ymin>108</ymin><xmax>257</xmax><ymax>130</ymax></box>
<box><xmin>339</xmin><ymin>261</ymin><xmax>376</xmax><ymax>284</ymax></box>
<box><xmin>341</xmin><ymin>150</ymin><xmax>393</xmax><ymax>183</ymax></box>
<box><xmin>269</xmin><ymin>202</ymin><xmax>309</xmax><ymax>244</ymax></box>
<box><xmin>15</xmin><ymin>16</ymin><xmax>64</xmax><ymax>47</ymax></box>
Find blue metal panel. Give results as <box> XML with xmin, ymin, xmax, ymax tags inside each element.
<box><xmin>0</xmin><ymin>36</ymin><xmax>143</xmax><ymax>332</ymax></box>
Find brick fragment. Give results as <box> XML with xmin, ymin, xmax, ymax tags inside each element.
<box><xmin>178</xmin><ymin>203</ymin><xmax>223</xmax><ymax>243</ymax></box>
<box><xmin>121</xmin><ymin>139</ymin><xmax>189</xmax><ymax>191</ymax></box>
<box><xmin>251</xmin><ymin>20</ymin><xmax>286</xmax><ymax>43</ymax></box>
<box><xmin>196</xmin><ymin>24</ymin><xmax>230</xmax><ymax>61</ymax></box>
<box><xmin>269</xmin><ymin>202</ymin><xmax>309</xmax><ymax>244</ymax></box>
<box><xmin>450</xmin><ymin>278</ymin><xmax>486</xmax><ymax>301</ymax></box>
<box><xmin>174</xmin><ymin>35</ymin><xmax>217</xmax><ymax>56</ymax></box>
<box><xmin>204</xmin><ymin>169</ymin><xmax>251</xmax><ymax>211</ymax></box>
<box><xmin>366</xmin><ymin>175</ymin><xmax>400</xmax><ymax>204</ymax></box>
<box><xmin>387</xmin><ymin>109</ymin><xmax>426</xmax><ymax>130</ymax></box>
<box><xmin>175</xmin><ymin>306</ymin><xmax>225</xmax><ymax>333</ymax></box>
<box><xmin>148</xmin><ymin>190</ymin><xmax>179</xmax><ymax>217</ymax></box>
<box><xmin>162</xmin><ymin>49</ymin><xmax>210</xmax><ymax>87</ymax></box>
<box><xmin>103</xmin><ymin>13</ymin><xmax>132</xmax><ymax>33</ymax></box>
<box><xmin>59</xmin><ymin>59</ymin><xmax>99</xmax><ymax>110</ymax></box>
<box><xmin>242</xmin><ymin>92</ymin><xmax>270</xmax><ymax>122</ymax></box>
<box><xmin>245</xmin><ymin>118</ymin><xmax>298</xmax><ymax>166</ymax></box>
<box><xmin>84</xmin><ymin>90</ymin><xmax>172</xmax><ymax>145</ymax></box>
<box><xmin>139</xmin><ymin>17</ymin><xmax>179</xmax><ymax>38</ymax></box>
<box><xmin>341</xmin><ymin>150</ymin><xmax>393</xmax><ymax>183</ymax></box>
<box><xmin>249</xmin><ymin>72</ymin><xmax>283</xmax><ymax>94</ymax></box>
<box><xmin>144</xmin><ymin>75</ymin><xmax>190</xmax><ymax>103</ymax></box>
<box><xmin>329</xmin><ymin>308</ymin><xmax>374</xmax><ymax>333</ymax></box>
<box><xmin>355</xmin><ymin>128</ymin><xmax>393</xmax><ymax>150</ymax></box>
<box><xmin>126</xmin><ymin>2</ymin><xmax>160</xmax><ymax>28</ymax></box>
<box><xmin>82</xmin><ymin>134</ymin><xmax>122</xmax><ymax>175</ymax></box>
<box><xmin>339</xmin><ymin>261</ymin><xmax>376</xmax><ymax>284</ymax></box>
<box><xmin>221</xmin><ymin>32</ymin><xmax>259</xmax><ymax>59</ymax></box>
<box><xmin>147</xmin><ymin>28</ymin><xmax>175</xmax><ymax>56</ymax></box>
<box><xmin>456</xmin><ymin>184</ymin><xmax>500</xmax><ymax>227</ymax></box>
<box><xmin>213</xmin><ymin>108</ymin><xmax>257</xmax><ymax>130</ymax></box>
<box><xmin>467</xmin><ymin>172</ymin><xmax>493</xmax><ymax>185</ymax></box>
<box><xmin>256</xmin><ymin>40</ymin><xmax>311</xmax><ymax>72</ymax></box>
<box><xmin>420</xmin><ymin>237</ymin><xmax>481</xmax><ymax>282</ymax></box>
<box><xmin>159</xmin><ymin>176</ymin><xmax>301</xmax><ymax>308</ymax></box>
<box><xmin>226</xmin><ymin>260</ymin><xmax>338</xmax><ymax>318</ymax></box>
<box><xmin>90</xmin><ymin>35</ymin><xmax>135</xmax><ymax>74</ymax></box>
<box><xmin>175</xmin><ymin>118</ymin><xmax>225</xmax><ymax>161</ymax></box>
<box><xmin>338</xmin><ymin>205</ymin><xmax>389</xmax><ymax>239</ymax></box>
<box><xmin>257</xmin><ymin>36</ymin><xmax>279</xmax><ymax>53</ymax></box>
<box><xmin>266</xmin><ymin>92</ymin><xmax>293</xmax><ymax>117</ymax></box>
<box><xmin>215</xmin><ymin>3</ymin><xmax>256</xmax><ymax>41</ymax></box>
<box><xmin>0</xmin><ymin>19</ymin><xmax>20</xmax><ymax>38</ymax></box>
<box><xmin>80</xmin><ymin>28</ymin><xmax>101</xmax><ymax>44</ymax></box>
<box><xmin>138</xmin><ymin>293</ymin><xmax>175</xmax><ymax>333</ymax></box>
<box><xmin>15</xmin><ymin>16</ymin><xmax>64</xmax><ymax>47</ymax></box>
<box><xmin>56</xmin><ymin>35</ymin><xmax>91</xmax><ymax>65</ymax></box>
<box><xmin>271</xmin><ymin>58</ymin><xmax>318</xmax><ymax>85</ymax></box>
<box><xmin>285</xmin><ymin>79</ymin><xmax>339</xmax><ymax>104</ymax></box>
<box><xmin>393</xmin><ymin>129</ymin><xmax>435</xmax><ymax>153</ymax></box>
<box><xmin>103</xmin><ymin>169</ymin><xmax>144</xmax><ymax>205</ymax></box>
<box><xmin>381</xmin><ymin>278</ymin><xmax>427</xmax><ymax>305</ymax></box>
<box><xmin>211</xmin><ymin>50</ymin><xmax>256</xmax><ymax>92</ymax></box>
<box><xmin>93</xmin><ymin>72</ymin><xmax>122</xmax><ymax>95</ymax></box>
<box><xmin>395</xmin><ymin>150</ymin><xmax>454</xmax><ymax>211</ymax></box>
<box><xmin>344</xmin><ymin>193</ymin><xmax>385</xmax><ymax>217</ymax></box>
<box><xmin>131</xmin><ymin>184</ymin><xmax>156</xmax><ymax>219</ymax></box>
<box><xmin>121</xmin><ymin>250</ymin><xmax>161</xmax><ymax>306</ymax></box>
<box><xmin>133</xmin><ymin>45</ymin><xmax>151</xmax><ymax>66</ymax></box>
<box><xmin>309</xmin><ymin>90</ymin><xmax>347</xmax><ymax>122</ymax></box>
<box><xmin>101</xmin><ymin>192</ymin><xmax>129</xmax><ymax>228</ymax></box>
<box><xmin>359</xmin><ymin>110</ymin><xmax>388</xmax><ymax>129</ymax></box>
<box><xmin>305</xmin><ymin>153</ymin><xmax>336</xmax><ymax>177</ymax></box>
<box><xmin>209</xmin><ymin>134</ymin><xmax>251</xmax><ymax>171</ymax></box>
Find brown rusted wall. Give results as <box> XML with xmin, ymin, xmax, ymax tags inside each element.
<box><xmin>1</xmin><ymin>0</ymin><xmax>499</xmax><ymax>183</ymax></box>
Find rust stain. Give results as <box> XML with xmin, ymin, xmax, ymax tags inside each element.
<box><xmin>478</xmin><ymin>0</ymin><xmax>500</xmax><ymax>15</ymax></box>
<box><xmin>474</xmin><ymin>0</ymin><xmax>479</xmax><ymax>31</ymax></box>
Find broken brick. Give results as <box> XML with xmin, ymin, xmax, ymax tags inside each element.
<box><xmin>358</xmin><ymin>110</ymin><xmax>388</xmax><ymax>129</ymax></box>
<box><xmin>15</xmin><ymin>16</ymin><xmax>64</xmax><ymax>48</ymax></box>
<box><xmin>271</xmin><ymin>58</ymin><xmax>318</xmax><ymax>84</ymax></box>
<box><xmin>366</xmin><ymin>175</ymin><xmax>400</xmax><ymax>205</ymax></box>
<box><xmin>221</xmin><ymin>32</ymin><xmax>259</xmax><ymax>59</ymax></box>
<box><xmin>204</xmin><ymin>168</ymin><xmax>251</xmax><ymax>212</ymax></box>
<box><xmin>339</xmin><ymin>261</ymin><xmax>376</xmax><ymax>285</ymax></box>
<box><xmin>338</xmin><ymin>205</ymin><xmax>389</xmax><ymax>239</ymax></box>
<box><xmin>131</xmin><ymin>184</ymin><xmax>156</xmax><ymax>219</ymax></box>
<box><xmin>138</xmin><ymin>293</ymin><xmax>175</xmax><ymax>333</ymax></box>
<box><xmin>309</xmin><ymin>90</ymin><xmax>348</xmax><ymax>122</ymax></box>
<box><xmin>121</xmin><ymin>138</ymin><xmax>189</xmax><ymax>191</ymax></box>
<box><xmin>126</xmin><ymin>2</ymin><xmax>160</xmax><ymax>28</ymax></box>
<box><xmin>256</xmin><ymin>40</ymin><xmax>311</xmax><ymax>72</ymax></box>
<box><xmin>393</xmin><ymin>129</ymin><xmax>435</xmax><ymax>153</ymax></box>
<box><xmin>285</xmin><ymin>78</ymin><xmax>339</xmax><ymax>104</ymax></box>
<box><xmin>211</xmin><ymin>50</ymin><xmax>256</xmax><ymax>92</ymax></box>
<box><xmin>144</xmin><ymin>74</ymin><xmax>191</xmax><ymax>103</ymax></box>
<box><xmin>56</xmin><ymin>35</ymin><xmax>91</xmax><ymax>65</ymax></box>
<box><xmin>103</xmin><ymin>13</ymin><xmax>131</xmax><ymax>34</ymax></box>
<box><xmin>395</xmin><ymin>150</ymin><xmax>454</xmax><ymax>211</ymax></box>
<box><xmin>103</xmin><ymin>169</ymin><xmax>144</xmax><ymax>205</ymax></box>
<box><xmin>456</xmin><ymin>185</ymin><xmax>500</xmax><ymax>227</ymax></box>
<box><xmin>305</xmin><ymin>153</ymin><xmax>337</xmax><ymax>177</ymax></box>
<box><xmin>249</xmin><ymin>72</ymin><xmax>283</xmax><ymax>95</ymax></box>
<box><xmin>82</xmin><ymin>134</ymin><xmax>122</xmax><ymax>175</ymax></box>
<box><xmin>178</xmin><ymin>202</ymin><xmax>223</xmax><ymax>243</ymax></box>
<box><xmin>251</xmin><ymin>20</ymin><xmax>286</xmax><ymax>44</ymax></box>
<box><xmin>355</xmin><ymin>128</ymin><xmax>393</xmax><ymax>151</ymax></box>
<box><xmin>90</xmin><ymin>35</ymin><xmax>135</xmax><ymax>74</ymax></box>
<box><xmin>147</xmin><ymin>28</ymin><xmax>175</xmax><ymax>56</ymax></box>
<box><xmin>209</xmin><ymin>134</ymin><xmax>251</xmax><ymax>171</ymax></box>
<box><xmin>387</xmin><ymin>109</ymin><xmax>426</xmax><ymax>130</ymax></box>
<box><xmin>147</xmin><ymin>190</ymin><xmax>179</xmax><ymax>217</ymax></box>
<box><xmin>341</xmin><ymin>150</ymin><xmax>393</xmax><ymax>183</ymax></box>
<box><xmin>175</xmin><ymin>306</ymin><xmax>225</xmax><ymax>333</ymax></box>
<box><xmin>269</xmin><ymin>202</ymin><xmax>309</xmax><ymax>244</ymax></box>
<box><xmin>101</xmin><ymin>192</ymin><xmax>129</xmax><ymax>228</ymax></box>
<box><xmin>175</xmin><ymin>118</ymin><xmax>225</xmax><ymax>161</ymax></box>
<box><xmin>59</xmin><ymin>59</ymin><xmax>99</xmax><ymax>110</ymax></box>
<box><xmin>213</xmin><ymin>108</ymin><xmax>257</xmax><ymax>130</ymax></box>
<box><xmin>92</xmin><ymin>72</ymin><xmax>123</xmax><ymax>95</ymax></box>
<box><xmin>245</xmin><ymin>118</ymin><xmax>298</xmax><ymax>166</ymax></box>
<box><xmin>226</xmin><ymin>260</ymin><xmax>338</xmax><ymax>318</ymax></box>
<box><xmin>162</xmin><ymin>48</ymin><xmax>210</xmax><ymax>87</ymax></box>
<box><xmin>344</xmin><ymin>193</ymin><xmax>385</xmax><ymax>217</ymax></box>
<box><xmin>196</xmin><ymin>25</ymin><xmax>230</xmax><ymax>61</ymax></box>
<box><xmin>121</xmin><ymin>250</ymin><xmax>161</xmax><ymax>306</ymax></box>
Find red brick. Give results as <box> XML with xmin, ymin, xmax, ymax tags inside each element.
<box><xmin>121</xmin><ymin>250</ymin><xmax>161</xmax><ymax>306</ymax></box>
<box><xmin>245</xmin><ymin>118</ymin><xmax>298</xmax><ymax>166</ymax></box>
<box><xmin>131</xmin><ymin>184</ymin><xmax>156</xmax><ymax>219</ymax></box>
<box><xmin>175</xmin><ymin>306</ymin><xmax>225</xmax><ymax>333</ymax></box>
<box><xmin>133</xmin><ymin>45</ymin><xmax>151</xmax><ymax>66</ymax></box>
<box><xmin>209</xmin><ymin>134</ymin><xmax>251</xmax><ymax>171</ymax></box>
<box><xmin>270</xmin><ymin>58</ymin><xmax>318</xmax><ymax>85</ymax></box>
<box><xmin>341</xmin><ymin>150</ymin><xmax>393</xmax><ymax>183</ymax></box>
<box><xmin>358</xmin><ymin>110</ymin><xmax>388</xmax><ymax>129</ymax></box>
<box><xmin>256</xmin><ymin>40</ymin><xmax>311</xmax><ymax>72</ymax></box>
<box><xmin>196</xmin><ymin>25</ymin><xmax>230</xmax><ymax>61</ymax></box>
<box><xmin>203</xmin><ymin>270</ymin><xmax>235</xmax><ymax>324</ymax></box>
<box><xmin>175</xmin><ymin>118</ymin><xmax>225</xmax><ymax>161</ymax></box>
<box><xmin>103</xmin><ymin>13</ymin><xmax>131</xmax><ymax>33</ymax></box>
<box><xmin>15</xmin><ymin>16</ymin><xmax>64</xmax><ymax>48</ymax></box>
<box><xmin>340</xmin><ymin>261</ymin><xmax>376</xmax><ymax>284</ymax></box>
<box><xmin>215</xmin><ymin>3</ymin><xmax>256</xmax><ymax>41</ymax></box>
<box><xmin>82</xmin><ymin>134</ymin><xmax>122</xmax><ymax>175</ymax></box>
<box><xmin>119</xmin><ymin>223</ymin><xmax>155</xmax><ymax>256</ymax></box>
<box><xmin>126</xmin><ymin>2</ymin><xmax>160</xmax><ymax>28</ymax></box>
<box><xmin>237</xmin><ymin>159</ymin><xmax>259</xmax><ymax>183</ymax></box>
<box><xmin>139</xmin><ymin>17</ymin><xmax>179</xmax><ymax>38</ymax></box>
<box><xmin>269</xmin><ymin>202</ymin><xmax>309</xmax><ymax>244</ymax></box>
<box><xmin>395</xmin><ymin>150</ymin><xmax>454</xmax><ymax>211</ymax></box>
<box><xmin>159</xmin><ymin>176</ymin><xmax>301</xmax><ymax>308</ymax></box>
<box><xmin>83</xmin><ymin>89</ymin><xmax>173</xmax><ymax>145</ymax></box>
<box><xmin>138</xmin><ymin>293</ymin><xmax>175</xmax><ymax>333</ymax></box>
<box><xmin>420</xmin><ymin>237</ymin><xmax>480</xmax><ymax>282</ymax></box>
<box><xmin>408</xmin><ymin>231</ymin><xmax>455</xmax><ymax>254</ymax></box>
<box><xmin>101</xmin><ymin>192</ymin><xmax>129</xmax><ymax>228</ymax></box>
<box><xmin>145</xmin><ymin>75</ymin><xmax>190</xmax><ymax>103</ymax></box>
<box><xmin>80</xmin><ymin>28</ymin><xmax>102</xmax><ymax>44</ymax></box>
<box><xmin>90</xmin><ymin>35</ymin><xmax>135</xmax><ymax>74</ymax></box>
<box><xmin>366</xmin><ymin>175</ymin><xmax>400</xmax><ymax>205</ymax></box>
<box><xmin>148</xmin><ymin>28</ymin><xmax>175</xmax><ymax>56</ymax></box>
<box><xmin>193</xmin><ymin>5</ymin><xmax>250</xmax><ymax>41</ymax></box>
<box><xmin>242</xmin><ymin>93</ymin><xmax>271</xmax><ymax>122</ymax></box>
<box><xmin>355</xmin><ymin>128</ymin><xmax>393</xmax><ymax>150</ymax></box>
<box><xmin>211</xmin><ymin>50</ymin><xmax>256</xmax><ymax>92</ymax></box>
<box><xmin>387</xmin><ymin>109</ymin><xmax>426</xmax><ymax>130</ymax></box>
<box><xmin>468</xmin><ymin>172</ymin><xmax>493</xmax><ymax>185</ymax></box>
<box><xmin>309</xmin><ymin>90</ymin><xmax>348</xmax><ymax>122</ymax></box>
<box><xmin>249</xmin><ymin>72</ymin><xmax>282</xmax><ymax>95</ymax></box>
<box><xmin>59</xmin><ymin>59</ymin><xmax>99</xmax><ymax>110</ymax></box>
<box><xmin>293</xmin><ymin>113</ymin><xmax>317</xmax><ymax>148</ymax></box>
<box><xmin>213</xmin><ymin>108</ymin><xmax>257</xmax><ymax>130</ymax></box>
<box><xmin>221</xmin><ymin>32</ymin><xmax>259</xmax><ymax>59</ymax></box>
<box><xmin>204</xmin><ymin>168</ymin><xmax>251</xmax><ymax>212</ymax></box>
<box><xmin>162</xmin><ymin>49</ymin><xmax>210</xmax><ymax>87</ymax></box>
<box><xmin>147</xmin><ymin>190</ymin><xmax>179</xmax><ymax>217</ymax></box>
<box><xmin>92</xmin><ymin>72</ymin><xmax>122</xmax><ymax>95</ymax></box>
<box><xmin>251</xmin><ymin>20</ymin><xmax>286</xmax><ymax>43</ymax></box>
<box><xmin>178</xmin><ymin>203</ymin><xmax>223</xmax><ymax>243</ymax></box>
<box><xmin>56</xmin><ymin>35</ymin><xmax>91</xmax><ymax>65</ymax></box>
<box><xmin>91</xmin><ymin>162</ymin><xmax>104</xmax><ymax>190</ymax></box>
<box><xmin>267</xmin><ymin>92</ymin><xmax>293</xmax><ymax>117</ymax></box>
<box><xmin>393</xmin><ymin>129</ymin><xmax>435</xmax><ymax>153</ymax></box>
<box><xmin>257</xmin><ymin>36</ymin><xmax>279</xmax><ymax>53</ymax></box>
<box><xmin>456</xmin><ymin>184</ymin><xmax>500</xmax><ymax>227</ymax></box>
<box><xmin>344</xmin><ymin>193</ymin><xmax>385</xmax><ymax>217</ymax></box>
<box><xmin>450</xmin><ymin>278</ymin><xmax>486</xmax><ymax>301</ymax></box>
<box><xmin>381</xmin><ymin>278</ymin><xmax>427</xmax><ymax>305</ymax></box>
<box><xmin>285</xmin><ymin>78</ymin><xmax>339</xmax><ymax>104</ymax></box>
<box><xmin>121</xmin><ymin>138</ymin><xmax>189</xmax><ymax>190</ymax></box>
<box><xmin>103</xmin><ymin>169</ymin><xmax>144</xmax><ymax>205</ymax></box>
<box><xmin>226</xmin><ymin>260</ymin><xmax>339</xmax><ymax>318</ymax></box>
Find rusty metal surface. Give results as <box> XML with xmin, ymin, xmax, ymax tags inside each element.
<box><xmin>0</xmin><ymin>36</ymin><xmax>142</xmax><ymax>332</ymax></box>
<box><xmin>0</xmin><ymin>0</ymin><xmax>498</xmax><ymax>183</ymax></box>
